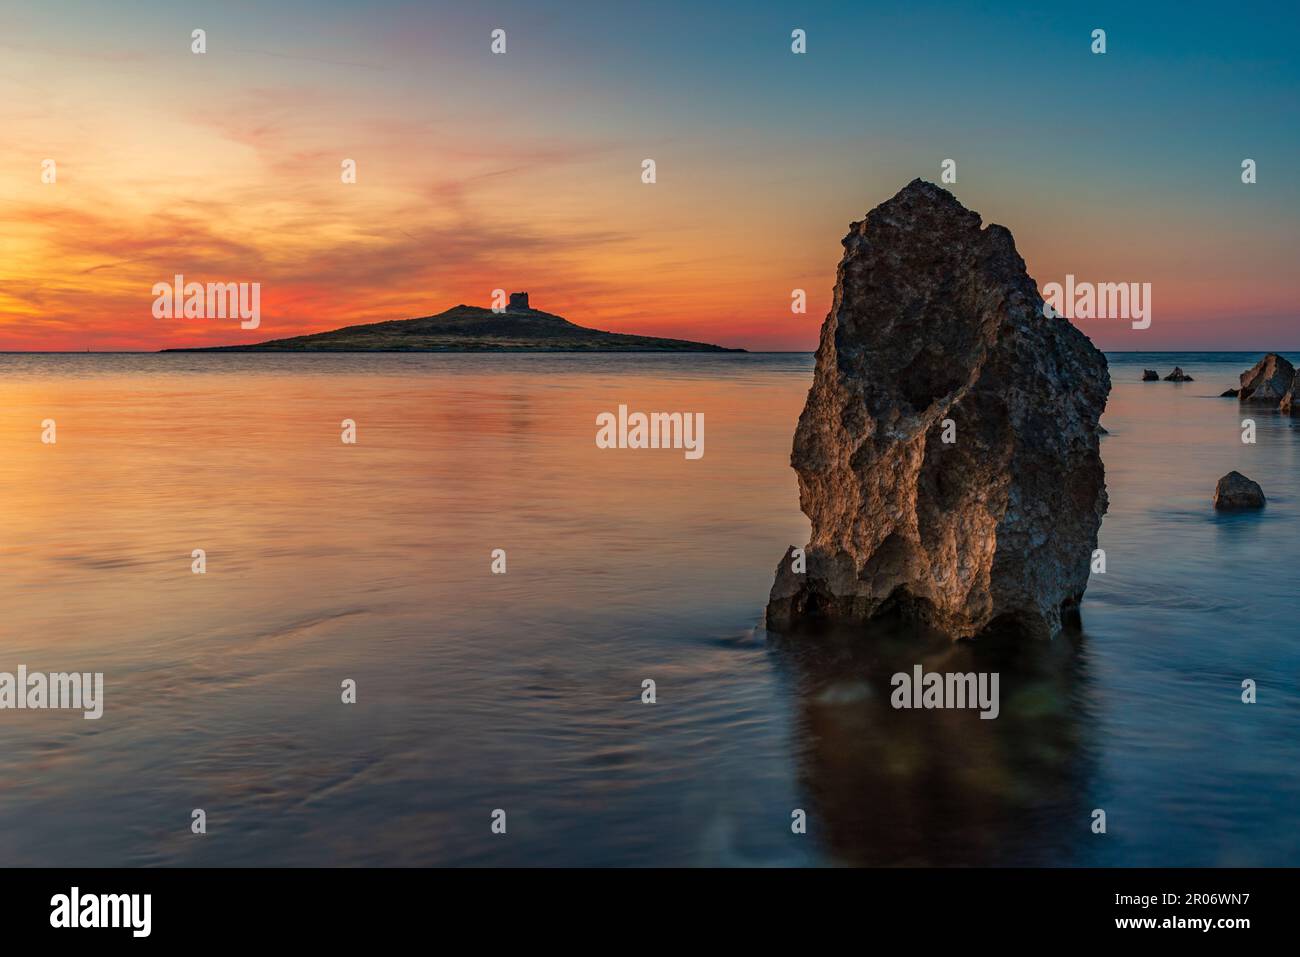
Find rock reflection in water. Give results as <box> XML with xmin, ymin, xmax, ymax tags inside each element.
<box><xmin>766</xmin><ymin>620</ymin><xmax>1100</xmax><ymax>866</ymax></box>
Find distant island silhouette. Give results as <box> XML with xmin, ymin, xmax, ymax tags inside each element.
<box><xmin>162</xmin><ymin>293</ymin><xmax>743</xmax><ymax>353</ymax></box>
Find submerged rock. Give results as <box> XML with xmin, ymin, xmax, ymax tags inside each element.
<box><xmin>1220</xmin><ymin>388</ymin><xmax>1239</xmax><ymax>398</ymax></box>
<box><xmin>1142</xmin><ymin>369</ymin><xmax>1160</xmax><ymax>381</ymax></box>
<box><xmin>1164</xmin><ymin>367</ymin><xmax>1193</xmax><ymax>381</ymax></box>
<box><xmin>1239</xmin><ymin>353</ymin><xmax>1295</xmax><ymax>404</ymax></box>
<box><xmin>766</xmin><ymin>180</ymin><xmax>1110</xmax><ymax>642</ymax></box>
<box><xmin>1213</xmin><ymin>471</ymin><xmax>1265</xmax><ymax>510</ymax></box>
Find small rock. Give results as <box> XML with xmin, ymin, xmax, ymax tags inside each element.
<box><xmin>1239</xmin><ymin>353</ymin><xmax>1295</xmax><ymax>404</ymax></box>
<box><xmin>1213</xmin><ymin>471</ymin><xmax>1265</xmax><ymax>511</ymax></box>
<box><xmin>1164</xmin><ymin>367</ymin><xmax>1193</xmax><ymax>381</ymax></box>
<box><xmin>1281</xmin><ymin>381</ymin><xmax>1300</xmax><ymax>416</ymax></box>
<box><xmin>1142</xmin><ymin>369</ymin><xmax>1159</xmax><ymax>381</ymax></box>
<box><xmin>1220</xmin><ymin>388</ymin><xmax>1239</xmax><ymax>397</ymax></box>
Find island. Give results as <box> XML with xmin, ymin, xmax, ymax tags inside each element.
<box><xmin>161</xmin><ymin>293</ymin><xmax>742</xmax><ymax>353</ymax></box>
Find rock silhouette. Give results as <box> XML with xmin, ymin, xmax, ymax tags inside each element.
<box><xmin>1164</xmin><ymin>367</ymin><xmax>1193</xmax><ymax>381</ymax></box>
<box><xmin>766</xmin><ymin>180</ymin><xmax>1110</xmax><ymax>642</ymax></box>
<box><xmin>1142</xmin><ymin>369</ymin><xmax>1159</xmax><ymax>381</ymax></box>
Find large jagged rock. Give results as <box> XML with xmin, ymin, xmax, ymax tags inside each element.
<box><xmin>1239</xmin><ymin>353</ymin><xmax>1295</xmax><ymax>405</ymax></box>
<box><xmin>766</xmin><ymin>180</ymin><xmax>1110</xmax><ymax>641</ymax></box>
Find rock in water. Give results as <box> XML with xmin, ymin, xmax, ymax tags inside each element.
<box><xmin>1213</xmin><ymin>471</ymin><xmax>1265</xmax><ymax>510</ymax></box>
<box><xmin>1282</xmin><ymin>381</ymin><xmax>1300</xmax><ymax>416</ymax></box>
<box><xmin>1164</xmin><ymin>367</ymin><xmax>1193</xmax><ymax>381</ymax></box>
<box><xmin>1142</xmin><ymin>369</ymin><xmax>1159</xmax><ymax>381</ymax></box>
<box><xmin>766</xmin><ymin>180</ymin><xmax>1110</xmax><ymax>642</ymax></box>
<box><xmin>1239</xmin><ymin>353</ymin><xmax>1294</xmax><ymax>404</ymax></box>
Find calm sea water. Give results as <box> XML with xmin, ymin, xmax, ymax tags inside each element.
<box><xmin>1</xmin><ymin>351</ymin><xmax>1297</xmax><ymax>866</ymax></box>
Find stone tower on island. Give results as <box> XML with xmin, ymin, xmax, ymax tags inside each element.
<box><xmin>506</xmin><ymin>292</ymin><xmax>531</xmax><ymax>313</ymax></box>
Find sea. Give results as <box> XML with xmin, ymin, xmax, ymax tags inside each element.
<box><xmin>0</xmin><ymin>350</ymin><xmax>1296</xmax><ymax>866</ymax></box>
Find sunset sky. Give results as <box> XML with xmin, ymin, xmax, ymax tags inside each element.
<box><xmin>2</xmin><ymin>0</ymin><xmax>1297</xmax><ymax>351</ymax></box>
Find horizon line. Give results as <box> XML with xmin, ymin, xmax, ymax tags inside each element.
<box><xmin>3</xmin><ymin>349</ymin><xmax>1300</xmax><ymax>356</ymax></box>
